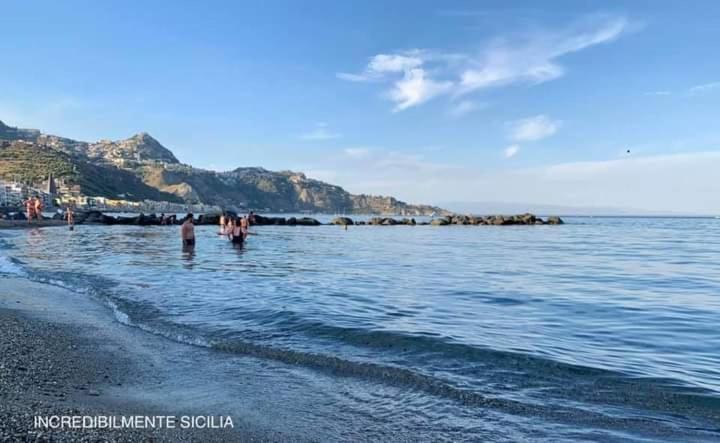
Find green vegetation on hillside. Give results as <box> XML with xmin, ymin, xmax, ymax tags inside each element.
<box><xmin>0</xmin><ymin>142</ymin><xmax>182</xmax><ymax>202</ymax></box>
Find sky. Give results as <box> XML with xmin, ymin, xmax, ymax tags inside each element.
<box><xmin>1</xmin><ymin>0</ymin><xmax>719</xmax><ymax>213</ymax></box>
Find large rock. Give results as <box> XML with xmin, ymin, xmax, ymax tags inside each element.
<box><xmin>547</xmin><ymin>216</ymin><xmax>564</xmax><ymax>225</ymax></box>
<box><xmin>295</xmin><ymin>217</ymin><xmax>320</xmax><ymax>226</ymax></box>
<box><xmin>197</xmin><ymin>213</ymin><xmax>221</xmax><ymax>225</ymax></box>
<box><xmin>430</xmin><ymin>218</ymin><xmax>449</xmax><ymax>226</ymax></box>
<box><xmin>331</xmin><ymin>217</ymin><xmax>354</xmax><ymax>226</ymax></box>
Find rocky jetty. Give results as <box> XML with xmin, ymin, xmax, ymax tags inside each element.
<box><xmin>54</xmin><ymin>211</ymin><xmax>563</xmax><ymax>227</ymax></box>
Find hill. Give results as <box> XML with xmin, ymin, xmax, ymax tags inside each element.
<box><xmin>0</xmin><ymin>120</ymin><xmax>447</xmax><ymax>215</ymax></box>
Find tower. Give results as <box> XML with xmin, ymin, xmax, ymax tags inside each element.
<box><xmin>46</xmin><ymin>173</ymin><xmax>57</xmax><ymax>196</ymax></box>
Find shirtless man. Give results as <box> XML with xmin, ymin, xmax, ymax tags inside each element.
<box><xmin>34</xmin><ymin>196</ymin><xmax>43</xmax><ymax>220</ymax></box>
<box><xmin>25</xmin><ymin>197</ymin><xmax>36</xmax><ymax>224</ymax></box>
<box><xmin>239</xmin><ymin>216</ymin><xmax>249</xmax><ymax>240</ymax></box>
<box><xmin>66</xmin><ymin>206</ymin><xmax>75</xmax><ymax>229</ymax></box>
<box><xmin>181</xmin><ymin>213</ymin><xmax>195</xmax><ymax>248</ymax></box>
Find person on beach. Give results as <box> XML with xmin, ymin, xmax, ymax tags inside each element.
<box><xmin>248</xmin><ymin>211</ymin><xmax>256</xmax><ymax>226</ymax></box>
<box><xmin>25</xmin><ymin>197</ymin><xmax>36</xmax><ymax>224</ymax></box>
<box><xmin>230</xmin><ymin>216</ymin><xmax>244</xmax><ymax>245</ymax></box>
<box><xmin>181</xmin><ymin>213</ymin><xmax>195</xmax><ymax>248</ymax></box>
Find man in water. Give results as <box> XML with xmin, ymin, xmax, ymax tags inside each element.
<box><xmin>65</xmin><ymin>206</ymin><xmax>75</xmax><ymax>230</ymax></box>
<box><xmin>33</xmin><ymin>195</ymin><xmax>43</xmax><ymax>220</ymax></box>
<box><xmin>25</xmin><ymin>196</ymin><xmax>36</xmax><ymax>224</ymax></box>
<box><xmin>181</xmin><ymin>213</ymin><xmax>195</xmax><ymax>248</ymax></box>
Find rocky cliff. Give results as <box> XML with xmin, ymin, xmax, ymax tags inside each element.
<box><xmin>0</xmin><ymin>120</ymin><xmax>447</xmax><ymax>215</ymax></box>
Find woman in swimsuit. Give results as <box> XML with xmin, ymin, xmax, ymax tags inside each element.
<box><xmin>231</xmin><ymin>216</ymin><xmax>244</xmax><ymax>245</ymax></box>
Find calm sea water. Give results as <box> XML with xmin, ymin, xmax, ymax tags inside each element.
<box><xmin>1</xmin><ymin>217</ymin><xmax>719</xmax><ymax>441</ymax></box>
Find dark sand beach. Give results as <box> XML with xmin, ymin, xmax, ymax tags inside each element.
<box><xmin>0</xmin><ymin>278</ymin><xmax>290</xmax><ymax>442</ymax></box>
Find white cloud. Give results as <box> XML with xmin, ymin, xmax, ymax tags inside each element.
<box><xmin>389</xmin><ymin>68</ymin><xmax>453</xmax><ymax>111</ymax></box>
<box><xmin>504</xmin><ymin>144</ymin><xmax>520</xmax><ymax>158</ymax></box>
<box><xmin>338</xmin><ymin>16</ymin><xmax>630</xmax><ymax>111</ymax></box>
<box><xmin>688</xmin><ymin>81</ymin><xmax>720</xmax><ymax>95</ymax></box>
<box><xmin>645</xmin><ymin>90</ymin><xmax>671</xmax><ymax>96</ymax></box>
<box><xmin>298</xmin><ymin>123</ymin><xmax>342</xmax><ymax>141</ymax></box>
<box><xmin>336</xmin><ymin>52</ymin><xmax>424</xmax><ymax>82</ymax></box>
<box><xmin>448</xmin><ymin>100</ymin><xmax>483</xmax><ymax>117</ymax></box>
<box><xmin>508</xmin><ymin>115</ymin><xmax>561</xmax><ymax>142</ymax></box>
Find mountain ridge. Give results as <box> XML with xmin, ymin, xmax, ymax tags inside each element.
<box><xmin>0</xmin><ymin>120</ymin><xmax>447</xmax><ymax>215</ymax></box>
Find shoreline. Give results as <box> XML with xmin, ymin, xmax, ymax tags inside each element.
<box><xmin>0</xmin><ymin>278</ymin><xmax>289</xmax><ymax>442</ymax></box>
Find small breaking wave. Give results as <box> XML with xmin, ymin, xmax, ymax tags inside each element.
<box><xmin>0</xmin><ymin>255</ymin><xmax>27</xmax><ymax>277</ymax></box>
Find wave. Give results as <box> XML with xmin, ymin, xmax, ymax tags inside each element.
<box><xmin>0</xmin><ymin>254</ymin><xmax>27</xmax><ymax>277</ymax></box>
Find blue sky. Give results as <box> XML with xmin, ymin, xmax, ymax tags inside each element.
<box><xmin>2</xmin><ymin>1</ymin><xmax>720</xmax><ymax>213</ymax></box>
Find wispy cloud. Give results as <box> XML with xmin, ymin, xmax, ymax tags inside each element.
<box><xmin>448</xmin><ymin>100</ymin><xmax>484</xmax><ymax>117</ymax></box>
<box><xmin>504</xmin><ymin>144</ymin><xmax>520</xmax><ymax>158</ymax></box>
<box><xmin>508</xmin><ymin>114</ymin><xmax>561</xmax><ymax>142</ymax></box>
<box><xmin>338</xmin><ymin>16</ymin><xmax>631</xmax><ymax>111</ymax></box>
<box><xmin>644</xmin><ymin>90</ymin><xmax>671</xmax><ymax>96</ymax></box>
<box><xmin>388</xmin><ymin>68</ymin><xmax>453</xmax><ymax>111</ymax></box>
<box><xmin>343</xmin><ymin>147</ymin><xmax>370</xmax><ymax>159</ymax></box>
<box><xmin>688</xmin><ymin>81</ymin><xmax>720</xmax><ymax>96</ymax></box>
<box><xmin>298</xmin><ymin>122</ymin><xmax>342</xmax><ymax>141</ymax></box>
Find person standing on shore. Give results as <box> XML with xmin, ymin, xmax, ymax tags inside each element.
<box><xmin>181</xmin><ymin>213</ymin><xmax>195</xmax><ymax>248</ymax></box>
<box><xmin>219</xmin><ymin>212</ymin><xmax>226</xmax><ymax>234</ymax></box>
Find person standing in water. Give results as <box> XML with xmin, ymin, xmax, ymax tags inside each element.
<box><xmin>219</xmin><ymin>212</ymin><xmax>226</xmax><ymax>234</ymax></box>
<box><xmin>181</xmin><ymin>213</ymin><xmax>195</xmax><ymax>248</ymax></box>
<box><xmin>65</xmin><ymin>206</ymin><xmax>75</xmax><ymax>230</ymax></box>
<box><xmin>240</xmin><ymin>215</ymin><xmax>249</xmax><ymax>240</ymax></box>
<box><xmin>230</xmin><ymin>216</ymin><xmax>244</xmax><ymax>245</ymax></box>
<box><xmin>25</xmin><ymin>196</ymin><xmax>36</xmax><ymax>224</ymax></box>
<box><xmin>34</xmin><ymin>195</ymin><xmax>43</xmax><ymax>220</ymax></box>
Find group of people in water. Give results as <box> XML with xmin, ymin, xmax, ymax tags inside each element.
<box><xmin>23</xmin><ymin>195</ymin><xmax>76</xmax><ymax>228</ymax></box>
<box><xmin>180</xmin><ymin>211</ymin><xmax>256</xmax><ymax>249</ymax></box>
<box><xmin>23</xmin><ymin>195</ymin><xmax>44</xmax><ymax>223</ymax></box>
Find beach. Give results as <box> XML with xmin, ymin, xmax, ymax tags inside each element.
<box><xmin>0</xmin><ymin>278</ymin><xmax>287</xmax><ymax>442</ymax></box>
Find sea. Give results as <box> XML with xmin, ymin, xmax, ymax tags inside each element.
<box><xmin>1</xmin><ymin>216</ymin><xmax>719</xmax><ymax>441</ymax></box>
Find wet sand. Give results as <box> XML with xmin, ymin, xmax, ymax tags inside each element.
<box><xmin>0</xmin><ymin>279</ymin><xmax>293</xmax><ymax>442</ymax></box>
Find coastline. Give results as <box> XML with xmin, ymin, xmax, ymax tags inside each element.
<box><xmin>0</xmin><ymin>278</ymin><xmax>289</xmax><ymax>442</ymax></box>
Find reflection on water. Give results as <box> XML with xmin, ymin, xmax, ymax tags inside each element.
<box><xmin>1</xmin><ymin>217</ymin><xmax>720</xmax><ymax>440</ymax></box>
